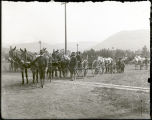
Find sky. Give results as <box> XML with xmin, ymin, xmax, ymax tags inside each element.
<box><xmin>2</xmin><ymin>1</ymin><xmax>150</xmax><ymax>47</ymax></box>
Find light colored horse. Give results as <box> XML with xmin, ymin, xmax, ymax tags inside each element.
<box><xmin>133</xmin><ymin>56</ymin><xmax>146</xmax><ymax>70</ymax></box>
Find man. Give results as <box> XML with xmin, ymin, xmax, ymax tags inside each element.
<box><xmin>76</xmin><ymin>52</ymin><xmax>82</xmax><ymax>62</ymax></box>
<box><xmin>37</xmin><ymin>50</ymin><xmax>47</xmax><ymax>87</ymax></box>
<box><xmin>47</xmin><ymin>53</ymin><xmax>53</xmax><ymax>81</ymax></box>
<box><xmin>69</xmin><ymin>52</ymin><xmax>77</xmax><ymax>80</ymax></box>
<box><xmin>76</xmin><ymin>51</ymin><xmax>82</xmax><ymax>69</ymax></box>
<box><xmin>52</xmin><ymin>50</ymin><xmax>58</xmax><ymax>78</ymax></box>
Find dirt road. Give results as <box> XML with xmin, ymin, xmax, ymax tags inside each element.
<box><xmin>1</xmin><ymin>65</ymin><xmax>150</xmax><ymax>119</ymax></box>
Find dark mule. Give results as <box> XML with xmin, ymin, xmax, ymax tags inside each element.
<box><xmin>18</xmin><ymin>48</ymin><xmax>33</xmax><ymax>84</ymax></box>
<box><xmin>19</xmin><ymin>48</ymin><xmax>40</xmax><ymax>84</ymax></box>
<box><xmin>10</xmin><ymin>48</ymin><xmax>30</xmax><ymax>84</ymax></box>
<box><xmin>9</xmin><ymin>46</ymin><xmax>29</xmax><ymax>84</ymax></box>
<box><xmin>25</xmin><ymin>51</ymin><xmax>39</xmax><ymax>83</ymax></box>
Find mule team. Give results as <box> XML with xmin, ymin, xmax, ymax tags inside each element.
<box><xmin>8</xmin><ymin>46</ymin><xmax>149</xmax><ymax>88</ymax></box>
<box><xmin>92</xmin><ymin>56</ymin><xmax>125</xmax><ymax>75</ymax></box>
<box><xmin>132</xmin><ymin>55</ymin><xmax>149</xmax><ymax>70</ymax></box>
<box><xmin>8</xmin><ymin>46</ymin><xmax>88</xmax><ymax>87</ymax></box>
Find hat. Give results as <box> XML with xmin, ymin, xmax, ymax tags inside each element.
<box><xmin>40</xmin><ymin>50</ymin><xmax>43</xmax><ymax>55</ymax></box>
<box><xmin>71</xmin><ymin>52</ymin><xmax>75</xmax><ymax>56</ymax></box>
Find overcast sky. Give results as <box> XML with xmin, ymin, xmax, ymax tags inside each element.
<box><xmin>2</xmin><ymin>1</ymin><xmax>150</xmax><ymax>47</ymax></box>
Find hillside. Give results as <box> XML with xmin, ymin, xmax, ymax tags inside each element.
<box><xmin>93</xmin><ymin>29</ymin><xmax>150</xmax><ymax>51</ymax></box>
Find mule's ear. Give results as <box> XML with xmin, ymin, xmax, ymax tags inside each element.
<box><xmin>13</xmin><ymin>46</ymin><xmax>16</xmax><ymax>51</ymax></box>
<box><xmin>20</xmin><ymin>48</ymin><xmax>23</xmax><ymax>52</ymax></box>
<box><xmin>44</xmin><ymin>48</ymin><xmax>46</xmax><ymax>51</ymax></box>
<box><xmin>24</xmin><ymin>48</ymin><xmax>27</xmax><ymax>52</ymax></box>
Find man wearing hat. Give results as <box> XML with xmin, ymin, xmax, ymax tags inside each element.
<box><xmin>37</xmin><ymin>49</ymin><xmax>47</xmax><ymax>87</ymax></box>
<box><xmin>76</xmin><ymin>51</ymin><xmax>82</xmax><ymax>69</ymax></box>
<box><xmin>69</xmin><ymin>52</ymin><xmax>77</xmax><ymax>80</ymax></box>
<box><xmin>40</xmin><ymin>50</ymin><xmax>43</xmax><ymax>55</ymax></box>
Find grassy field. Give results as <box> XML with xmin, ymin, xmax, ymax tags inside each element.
<box><xmin>1</xmin><ymin>64</ymin><xmax>150</xmax><ymax>119</ymax></box>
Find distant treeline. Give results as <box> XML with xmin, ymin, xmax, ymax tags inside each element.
<box><xmin>2</xmin><ymin>45</ymin><xmax>150</xmax><ymax>64</ymax></box>
<box><xmin>82</xmin><ymin>45</ymin><xmax>150</xmax><ymax>62</ymax></box>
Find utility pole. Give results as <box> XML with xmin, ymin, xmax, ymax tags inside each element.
<box><xmin>65</xmin><ymin>3</ymin><xmax>67</xmax><ymax>55</ymax></box>
<box><xmin>39</xmin><ymin>41</ymin><xmax>41</xmax><ymax>53</ymax></box>
<box><xmin>61</xmin><ymin>2</ymin><xmax>67</xmax><ymax>55</ymax></box>
<box><xmin>77</xmin><ymin>43</ymin><xmax>79</xmax><ymax>53</ymax></box>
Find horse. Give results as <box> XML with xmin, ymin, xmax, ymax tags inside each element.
<box><xmin>133</xmin><ymin>56</ymin><xmax>145</xmax><ymax>70</ymax></box>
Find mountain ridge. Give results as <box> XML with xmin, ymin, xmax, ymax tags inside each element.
<box><xmin>93</xmin><ymin>29</ymin><xmax>150</xmax><ymax>51</ymax></box>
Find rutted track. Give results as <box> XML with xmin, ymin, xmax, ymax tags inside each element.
<box><xmin>52</xmin><ymin>80</ymin><xmax>149</xmax><ymax>93</ymax></box>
